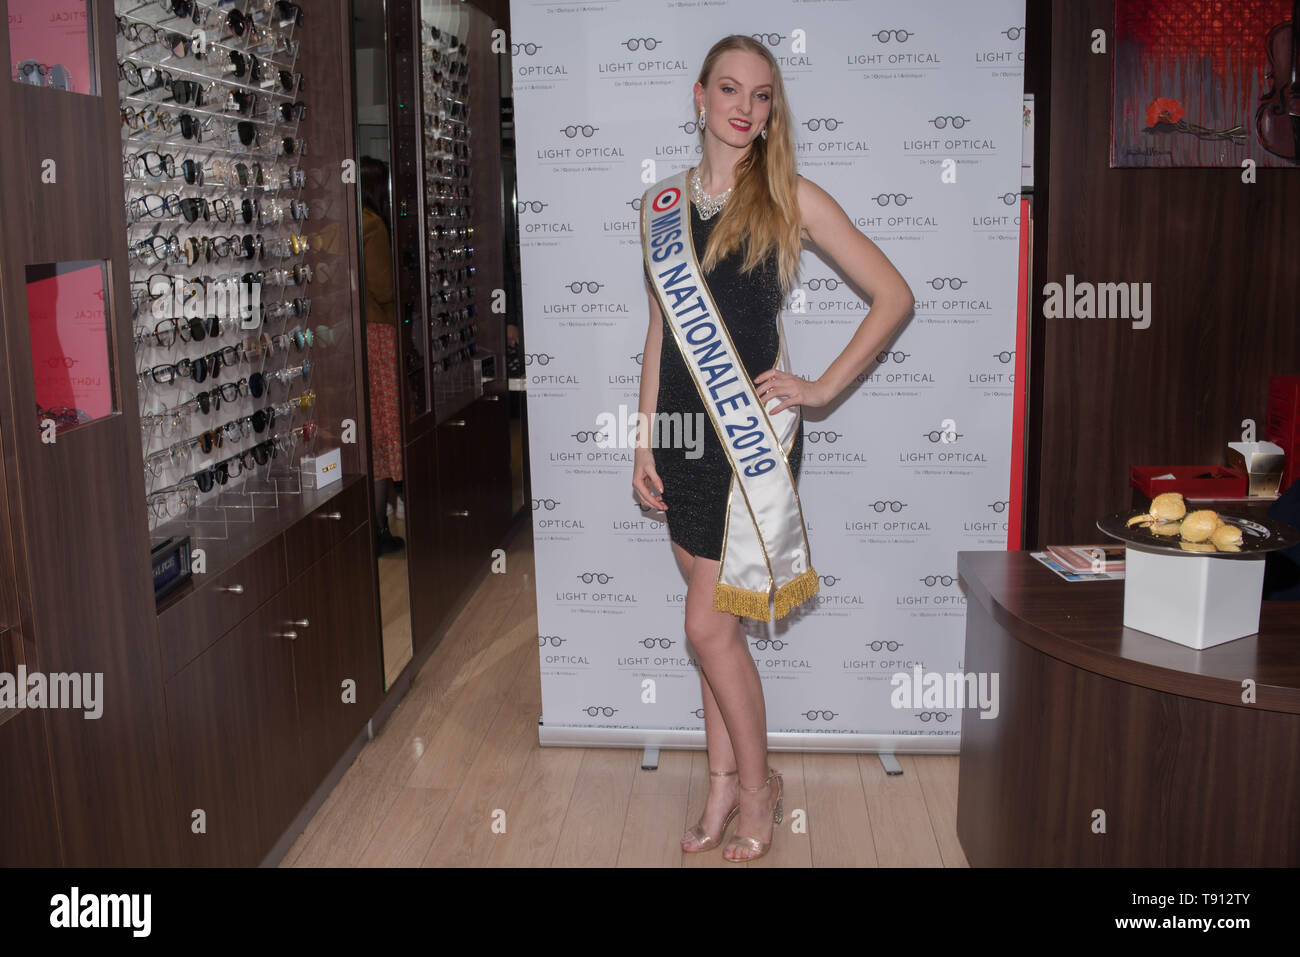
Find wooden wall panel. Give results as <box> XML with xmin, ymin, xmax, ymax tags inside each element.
<box><xmin>1029</xmin><ymin>0</ymin><xmax>1300</xmax><ymax>547</ymax></box>
<box><xmin>0</xmin><ymin>0</ymin><xmax>179</xmax><ymax>865</ymax></box>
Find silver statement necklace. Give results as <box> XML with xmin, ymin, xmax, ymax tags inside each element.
<box><xmin>690</xmin><ymin>167</ymin><xmax>732</xmax><ymax>220</ymax></box>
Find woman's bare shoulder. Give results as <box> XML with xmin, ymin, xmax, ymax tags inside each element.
<box><xmin>795</xmin><ymin>174</ymin><xmax>839</xmax><ymax>242</ymax></box>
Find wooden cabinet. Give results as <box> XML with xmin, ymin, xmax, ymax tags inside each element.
<box><xmin>0</xmin><ymin>688</ymin><xmax>61</xmax><ymax>867</ymax></box>
<box><xmin>165</xmin><ymin>594</ymin><xmax>298</xmax><ymax>867</ymax></box>
<box><xmin>163</xmin><ymin>479</ymin><xmax>381</xmax><ymax>866</ymax></box>
<box><xmin>287</xmin><ymin>525</ymin><xmax>383</xmax><ymax>790</ymax></box>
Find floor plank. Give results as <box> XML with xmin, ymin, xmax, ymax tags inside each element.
<box><xmin>280</xmin><ymin>525</ymin><xmax>969</xmax><ymax>867</ymax></box>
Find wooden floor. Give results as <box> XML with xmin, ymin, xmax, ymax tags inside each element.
<box><xmin>280</xmin><ymin>524</ymin><xmax>969</xmax><ymax>867</ymax></box>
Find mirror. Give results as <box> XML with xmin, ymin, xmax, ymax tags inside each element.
<box><xmin>353</xmin><ymin>0</ymin><xmax>412</xmax><ymax>687</ymax></box>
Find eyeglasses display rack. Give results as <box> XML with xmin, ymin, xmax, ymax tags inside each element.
<box><xmin>115</xmin><ymin>0</ymin><xmax>330</xmax><ymax>540</ymax></box>
<box><xmin>420</xmin><ymin>11</ymin><xmax>477</xmax><ymax>418</ymax></box>
<box><xmin>417</xmin><ymin>0</ymin><xmax>503</xmax><ymax>424</ymax></box>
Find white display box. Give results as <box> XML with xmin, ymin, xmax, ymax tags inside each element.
<box><xmin>301</xmin><ymin>447</ymin><xmax>342</xmax><ymax>490</ymax></box>
<box><xmin>1123</xmin><ymin>547</ymin><xmax>1266</xmax><ymax>649</ymax></box>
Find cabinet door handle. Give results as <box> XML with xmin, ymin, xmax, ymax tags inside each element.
<box><xmin>276</xmin><ymin>630</ymin><xmax>299</xmax><ymax>641</ymax></box>
<box><xmin>220</xmin><ymin>584</ymin><xmax>245</xmax><ymax>595</ymax></box>
<box><xmin>450</xmin><ymin>509</ymin><xmax>470</xmax><ymax>517</ymax></box>
<box><xmin>319</xmin><ymin>511</ymin><xmax>343</xmax><ymax>520</ymax></box>
<box><xmin>484</xmin><ymin>394</ymin><xmax>500</xmax><ymax>402</ymax></box>
<box><xmin>448</xmin><ymin>419</ymin><xmax>467</xmax><ymax>427</ymax></box>
<box><xmin>292</xmin><ymin>619</ymin><xmax>310</xmax><ymax>628</ymax></box>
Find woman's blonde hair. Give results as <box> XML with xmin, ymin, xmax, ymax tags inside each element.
<box><xmin>693</xmin><ymin>35</ymin><xmax>801</xmax><ymax>297</ymax></box>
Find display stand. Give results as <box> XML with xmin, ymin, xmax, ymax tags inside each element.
<box><xmin>113</xmin><ymin>0</ymin><xmax>348</xmax><ymax>561</ymax></box>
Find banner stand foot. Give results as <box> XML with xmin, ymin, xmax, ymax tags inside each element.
<box><xmin>879</xmin><ymin>753</ymin><xmax>903</xmax><ymax>775</ymax></box>
<box><xmin>640</xmin><ymin>746</ymin><xmax>660</xmax><ymax>771</ymax></box>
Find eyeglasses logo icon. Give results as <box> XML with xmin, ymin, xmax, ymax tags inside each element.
<box><xmin>873</xmin><ymin>193</ymin><xmax>912</xmax><ymax>206</ymax></box>
<box><xmin>577</xmin><ymin>572</ymin><xmax>613</xmax><ymax>584</ymax></box>
<box><xmin>524</xmin><ymin>353</ymin><xmax>553</xmax><ymax>366</ymax></box>
<box><xmin>511</xmin><ymin>42</ymin><xmax>542</xmax><ymax>55</ymax></box>
<box><xmin>805</xmin><ymin>431</ymin><xmax>842</xmax><ymax>444</ymax></box>
<box><xmin>517</xmin><ymin>200</ymin><xmax>547</xmax><ymax>213</ymax></box>
<box><xmin>621</xmin><ymin>37</ymin><xmax>660</xmax><ymax>51</ymax></box>
<box><xmin>804</xmin><ymin>277</ymin><xmax>843</xmax><ymax>290</ymax></box>
<box><xmin>818</xmin><ymin>574</ymin><xmax>840</xmax><ymax>587</ymax></box>
<box><xmin>639</xmin><ymin>637</ymin><xmax>674</xmax><ymax>648</ymax></box>
<box><xmin>801</xmin><ymin>710</ymin><xmax>838</xmax><ymax>721</ymax></box>
<box><xmin>876</xmin><ymin>350</ymin><xmax>910</xmax><ymax>363</ymax></box>
<box><xmin>751</xmin><ymin>638</ymin><xmax>787</xmax><ymax>651</ymax></box>
<box><xmin>917</xmin><ymin>711</ymin><xmax>951</xmax><ymax>722</ymax></box>
<box><xmin>922</xmin><ymin>429</ymin><xmax>962</xmax><ymax>443</ymax></box>
<box><xmin>929</xmin><ymin>115</ymin><xmax>969</xmax><ymax>129</ymax></box>
<box><xmin>867</xmin><ymin>640</ymin><xmax>901</xmax><ymax>652</ymax></box>
<box><xmin>750</xmin><ymin>32</ymin><xmax>787</xmax><ymax>47</ymax></box>
<box><xmin>1002</xmin><ymin>27</ymin><xmax>1025</xmax><ymax>41</ymax></box>
<box><xmin>928</xmin><ymin>277</ymin><xmax>967</xmax><ymax>289</ymax></box>
<box><xmin>869</xmin><ymin>500</ymin><xmax>907</xmax><ymax>512</ymax></box>
<box><xmin>875</xmin><ymin>29</ymin><xmax>912</xmax><ymax>43</ymax></box>
<box><xmin>539</xmin><ymin>635</ymin><xmax>566</xmax><ymax>646</ymax></box>
<box><xmin>988</xmin><ymin>501</ymin><xmax>1009</xmax><ymax>513</ymax></box>
<box><xmin>571</xmin><ymin>430</ymin><xmax>608</xmax><ymax>443</ymax></box>
<box><xmin>992</xmin><ymin>350</ymin><xmax>1015</xmax><ymax>363</ymax></box>
<box><xmin>559</xmin><ymin>124</ymin><xmax>599</xmax><ymax>138</ymax></box>
<box><xmin>919</xmin><ymin>575</ymin><xmax>956</xmax><ymax>587</ymax></box>
<box><xmin>530</xmin><ymin>498</ymin><xmax>559</xmax><ymax>510</ymax></box>
<box><xmin>998</xmin><ymin>192</ymin><xmax>1018</xmax><ymax>205</ymax></box>
<box><xmin>803</xmin><ymin>117</ymin><xmax>843</xmax><ymax>131</ymax></box>
<box><xmin>566</xmin><ymin>281</ymin><xmax>604</xmax><ymax>294</ymax></box>
<box><xmin>583</xmin><ymin>706</ymin><xmax>618</xmax><ymax>717</ymax></box>
<box><xmin>679</xmin><ymin>120</ymin><xmax>700</xmax><ymax>135</ymax></box>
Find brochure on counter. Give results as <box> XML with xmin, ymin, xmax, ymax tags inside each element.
<box><xmin>1031</xmin><ymin>550</ymin><xmax>1126</xmax><ymax>582</ymax></box>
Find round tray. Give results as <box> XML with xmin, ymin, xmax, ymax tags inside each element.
<box><xmin>1097</xmin><ymin>510</ymin><xmax>1300</xmax><ymax>558</ymax></box>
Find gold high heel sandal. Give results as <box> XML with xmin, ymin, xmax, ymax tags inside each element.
<box><xmin>681</xmin><ymin>768</ymin><xmax>741</xmax><ymax>853</ymax></box>
<box><xmin>722</xmin><ymin>768</ymin><xmax>783</xmax><ymax>862</ymax></box>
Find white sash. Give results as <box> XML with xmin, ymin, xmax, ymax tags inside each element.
<box><xmin>641</xmin><ymin>170</ymin><xmax>819</xmax><ymax>621</ymax></box>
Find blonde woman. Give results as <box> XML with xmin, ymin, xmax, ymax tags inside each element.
<box><xmin>634</xmin><ymin>35</ymin><xmax>914</xmax><ymax>862</ymax></box>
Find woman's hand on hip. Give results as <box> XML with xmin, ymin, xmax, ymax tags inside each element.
<box><xmin>754</xmin><ymin>369</ymin><xmax>828</xmax><ymax>414</ymax></box>
<box><xmin>633</xmin><ymin>447</ymin><xmax>667</xmax><ymax>511</ymax></box>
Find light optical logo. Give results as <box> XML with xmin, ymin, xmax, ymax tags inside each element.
<box><xmin>596</xmin><ymin>36</ymin><xmax>690</xmax><ymax>80</ymax></box>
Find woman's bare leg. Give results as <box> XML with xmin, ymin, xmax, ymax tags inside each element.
<box><xmin>671</xmin><ymin>542</ymin><xmax>738</xmax><ymax>849</ymax></box>
<box><xmin>675</xmin><ymin>544</ymin><xmax>778</xmax><ymax>857</ymax></box>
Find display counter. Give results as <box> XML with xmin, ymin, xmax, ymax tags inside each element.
<box><xmin>955</xmin><ymin>549</ymin><xmax>1300</xmax><ymax>866</ymax></box>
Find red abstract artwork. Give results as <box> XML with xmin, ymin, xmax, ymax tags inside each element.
<box><xmin>1112</xmin><ymin>0</ymin><xmax>1300</xmax><ymax>167</ymax></box>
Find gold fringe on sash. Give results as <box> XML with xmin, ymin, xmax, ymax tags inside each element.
<box><xmin>772</xmin><ymin>566</ymin><xmax>821</xmax><ymax>620</ymax></box>
<box><xmin>713</xmin><ymin>581</ymin><xmax>773</xmax><ymax>621</ymax></box>
<box><xmin>712</xmin><ymin>567</ymin><xmax>821</xmax><ymax>621</ymax></box>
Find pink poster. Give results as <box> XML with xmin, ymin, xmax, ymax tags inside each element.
<box><xmin>8</xmin><ymin>0</ymin><xmax>95</xmax><ymax>95</ymax></box>
<box><xmin>27</xmin><ymin>261</ymin><xmax>115</xmax><ymax>430</ymax></box>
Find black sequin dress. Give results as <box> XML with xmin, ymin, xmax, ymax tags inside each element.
<box><xmin>648</xmin><ymin>199</ymin><xmax>804</xmax><ymax>561</ymax></box>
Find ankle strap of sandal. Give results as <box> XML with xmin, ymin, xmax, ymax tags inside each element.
<box><xmin>709</xmin><ymin>768</ymin><xmax>738</xmax><ymax>777</ymax></box>
<box><xmin>739</xmin><ymin>768</ymin><xmax>779</xmax><ymax>791</ymax></box>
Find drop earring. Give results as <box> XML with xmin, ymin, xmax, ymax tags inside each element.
<box><xmin>698</xmin><ymin>107</ymin><xmax>706</xmax><ymax>129</ymax></box>
<box><xmin>760</xmin><ymin>127</ymin><xmax>767</xmax><ymax>140</ymax></box>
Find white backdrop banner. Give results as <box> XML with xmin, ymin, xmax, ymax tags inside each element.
<box><xmin>509</xmin><ymin>0</ymin><xmax>1026</xmax><ymax>750</ymax></box>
